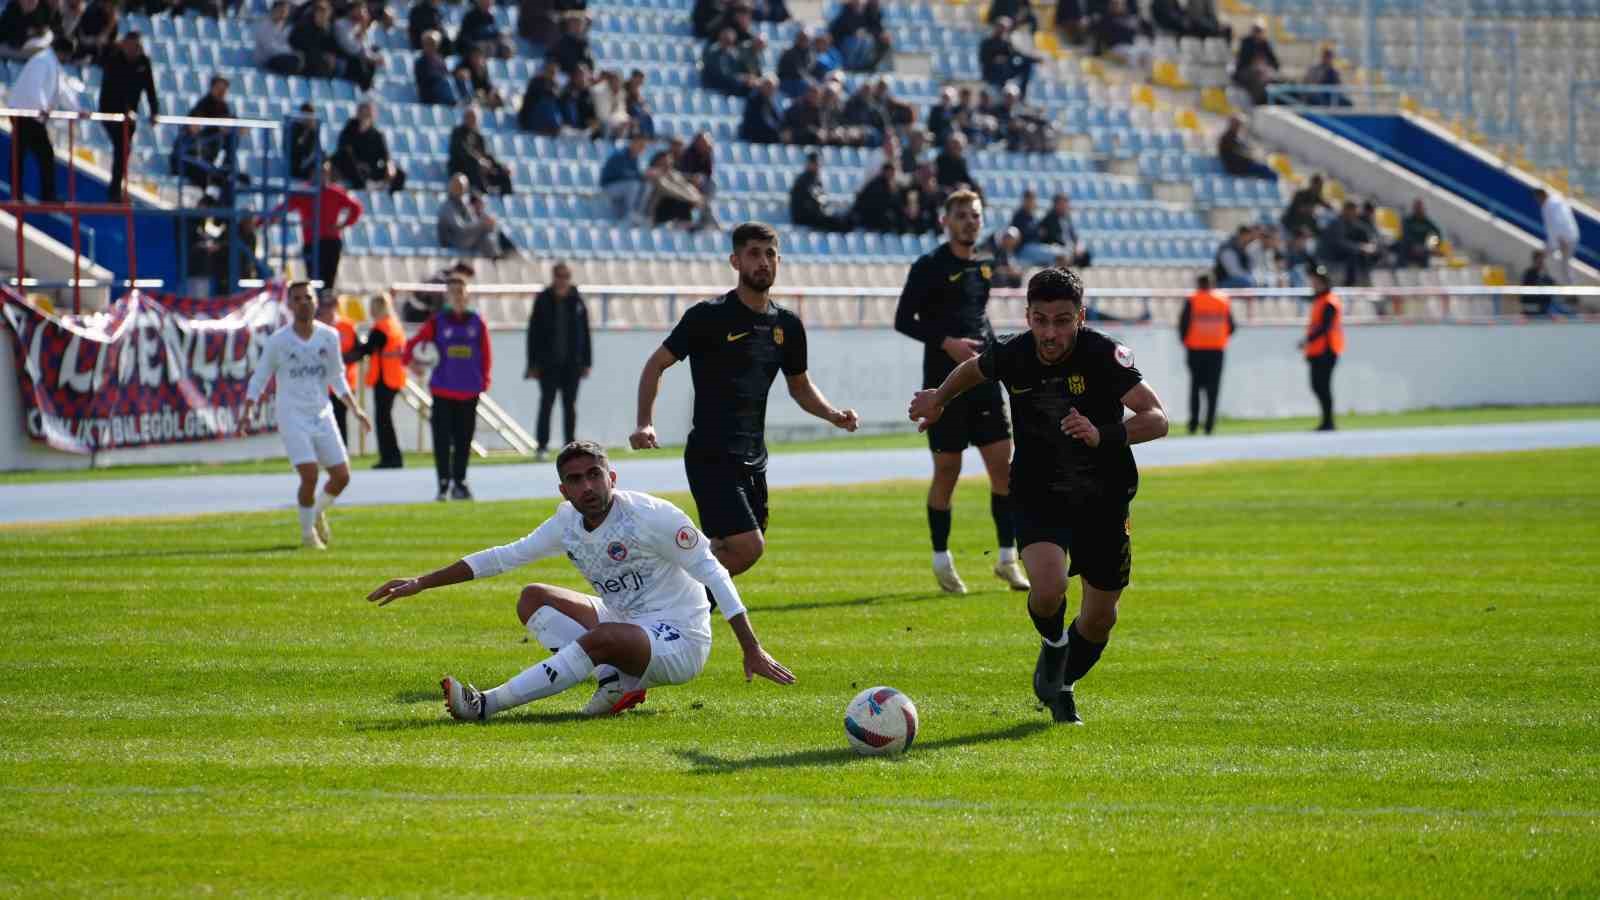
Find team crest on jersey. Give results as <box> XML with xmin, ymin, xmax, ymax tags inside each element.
<box><xmin>606</xmin><ymin>541</ymin><xmax>628</xmax><ymax>562</ymax></box>
<box><xmin>1067</xmin><ymin>374</ymin><xmax>1086</xmax><ymax>395</ymax></box>
<box><xmin>675</xmin><ymin>526</ymin><xmax>700</xmax><ymax>550</ymax></box>
<box><xmin>979</xmin><ymin>264</ymin><xmax>992</xmax><ymax>280</ymax></box>
<box><xmin>773</xmin><ymin>327</ymin><xmax>785</xmax><ymax>346</ymax></box>
<box><xmin>1114</xmin><ymin>345</ymin><xmax>1135</xmax><ymax>368</ymax></box>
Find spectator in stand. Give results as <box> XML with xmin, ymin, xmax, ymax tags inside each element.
<box><xmin>748</xmin><ymin>0</ymin><xmax>789</xmax><ymax>21</ymax></box>
<box><xmin>624</xmin><ymin>69</ymin><xmax>655</xmax><ymax>137</ymax></box>
<box><xmin>1395</xmin><ymin>199</ymin><xmax>1441</xmax><ymax>268</ymax></box>
<box><xmin>404</xmin><ymin>275</ymin><xmax>491</xmax><ymax>502</ymax></box>
<box><xmin>1213</xmin><ymin>226</ymin><xmax>1256</xmax><ymax>289</ymax></box>
<box><xmin>460</xmin><ymin>45</ymin><xmax>506</xmax><ymax>110</ymax></box>
<box><xmin>1233</xmin><ymin>20</ymin><xmax>1280</xmax><ymax>105</ymax></box>
<box><xmin>254</xmin><ymin>0</ymin><xmax>302</xmax><ymax>74</ymax></box>
<box><xmin>1152</xmin><ymin>0</ymin><xmax>1225</xmax><ymax>40</ymax></box>
<box><xmin>459</xmin><ymin>0</ymin><xmax>513</xmax><ymax>58</ymax></box>
<box><xmin>1218</xmin><ymin>116</ymin><xmax>1277</xmax><ymax>180</ymax></box>
<box><xmin>739</xmin><ymin>76</ymin><xmax>786</xmax><ymax>143</ymax></box>
<box><xmin>994</xmin><ymin>83</ymin><xmax>1053</xmax><ymax>152</ymax></box>
<box><xmin>989</xmin><ymin>227</ymin><xmax>1026</xmax><ymax>287</ymax></box>
<box><xmin>987</xmin><ymin>0</ymin><xmax>1037</xmax><ymax>32</ymax></box>
<box><xmin>934</xmin><ymin>131</ymin><xmax>979</xmax><ymax>196</ymax></box>
<box><xmin>172</xmin><ymin>74</ymin><xmax>236</xmax><ymax>198</ymax></box>
<box><xmin>851</xmin><ymin>160</ymin><xmax>901</xmax><ymax>232</ymax></box>
<box><xmin>72</xmin><ymin>0</ymin><xmax>121</xmax><ymax>64</ymax></box>
<box><xmin>1283</xmin><ymin>227</ymin><xmax>1315</xmax><ymax>286</ymax></box>
<box><xmin>724</xmin><ymin>3</ymin><xmax>757</xmax><ymax>41</ymax></box>
<box><xmin>842</xmin><ymin>80</ymin><xmax>889</xmax><ymax>143</ymax></box>
<box><xmin>906</xmin><ymin>162</ymin><xmax>944</xmax><ymax>233</ymax></box>
<box><xmin>438</xmin><ymin>173</ymin><xmax>510</xmax><ymax>258</ymax></box>
<box><xmin>557</xmin><ymin>64</ymin><xmax>598</xmax><ymax>132</ymax></box>
<box><xmin>259</xmin><ymin>161</ymin><xmax>363</xmax><ymax>292</ymax></box>
<box><xmin>290</xmin><ymin>2</ymin><xmax>343</xmax><ymax>80</ymax></box>
<box><xmin>410</xmin><ymin>0</ymin><xmax>452</xmax><ymax>53</ymax></box>
<box><xmin>899</xmin><ymin>127</ymin><xmax>930</xmax><ymax>172</ymax></box>
<box><xmin>1094</xmin><ymin>0</ymin><xmax>1153</xmax><ymax>71</ymax></box>
<box><xmin>1054</xmin><ymin>0</ymin><xmax>1089</xmax><ymax>45</ymax></box>
<box><xmin>782</xmin><ymin>83</ymin><xmax>825</xmax><ymax>145</ymax></box>
<box><xmin>702</xmin><ymin>27</ymin><xmax>758</xmax><ymax>96</ymax></box>
<box><xmin>8</xmin><ymin>37</ymin><xmax>75</xmax><ymax>203</ymax></box>
<box><xmin>1039</xmin><ymin>192</ymin><xmax>1091</xmax><ymax>268</ymax></box>
<box><xmin>979</xmin><ymin>17</ymin><xmax>1038</xmax><ymax>99</ymax></box>
<box><xmin>517</xmin><ymin>0</ymin><xmax>557</xmax><ymax>48</ymax></box>
<box><xmin>692</xmin><ymin>0</ymin><xmax>730</xmax><ymax>40</ymax></box>
<box><xmin>0</xmin><ymin>0</ymin><xmax>60</xmax><ymax>61</ymax></box>
<box><xmin>1302</xmin><ymin>45</ymin><xmax>1350</xmax><ymax>106</ymax></box>
<box><xmin>736</xmin><ymin>30</ymin><xmax>768</xmax><ymax>89</ymax></box>
<box><xmin>817</xmin><ymin>81</ymin><xmax>868</xmax><ymax>146</ymax></box>
<box><xmin>644</xmin><ymin>139</ymin><xmax>713</xmax><ymax>229</ymax></box>
<box><xmin>810</xmin><ymin>30</ymin><xmax>843</xmax><ymax>81</ymax></box>
<box><xmin>333</xmin><ymin>101</ymin><xmax>406</xmax><ymax>193</ymax></box>
<box><xmin>1520</xmin><ymin>250</ymin><xmax>1569</xmax><ymax>316</ymax></box>
<box><xmin>599</xmin><ymin>135</ymin><xmax>649</xmax><ymax>221</ymax></box>
<box><xmin>675</xmin><ymin>131</ymin><xmax>722</xmax><ymax>232</ymax></box>
<box><xmin>416</xmin><ymin>30</ymin><xmax>457</xmax><ymax>105</ymax></box>
<box><xmin>449</xmin><ymin>61</ymin><xmax>476</xmax><ymax>106</ymax></box>
<box><xmin>518</xmin><ymin>58</ymin><xmax>563</xmax><ymax>135</ymax></box>
<box><xmin>829</xmin><ymin>0</ymin><xmax>891</xmax><ymax>72</ymax></box>
<box><xmin>525</xmin><ymin>261</ymin><xmax>592</xmax><ymax>460</ymax></box>
<box><xmin>926</xmin><ymin>86</ymin><xmax>960</xmax><ymax>143</ymax></box>
<box><xmin>552</xmin><ymin>14</ymin><xmax>594</xmax><ymax>76</ymax></box>
<box><xmin>285</xmin><ymin>102</ymin><xmax>321</xmax><ymax>180</ymax></box>
<box><xmin>1318</xmin><ymin>201</ymin><xmax>1380</xmax><ymax>286</ymax></box>
<box><xmin>790</xmin><ymin>151</ymin><xmax>853</xmax><ymax>232</ymax></box>
<box><xmin>1281</xmin><ymin>172</ymin><xmax>1330</xmax><ymax>234</ymax></box>
<box><xmin>98</xmin><ymin>31</ymin><xmax>158</xmax><ymax>203</ymax></box>
<box><xmin>448</xmin><ymin>105</ymin><xmax>513</xmax><ymax>195</ymax></box>
<box><xmin>776</xmin><ymin>28</ymin><xmax>815</xmax><ymax>98</ymax></box>
<box><xmin>344</xmin><ymin>291</ymin><xmax>406</xmax><ymax>469</ymax></box>
<box><xmin>591</xmin><ymin>69</ymin><xmax>632</xmax><ymax>138</ymax></box>
<box><xmin>1534</xmin><ymin>186</ymin><xmax>1580</xmax><ymax>285</ymax></box>
<box><xmin>1008</xmin><ymin>189</ymin><xmax>1060</xmax><ymax>267</ymax></box>
<box><xmin>332</xmin><ymin>4</ymin><xmax>380</xmax><ymax>91</ymax></box>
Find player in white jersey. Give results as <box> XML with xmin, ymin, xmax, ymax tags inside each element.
<box><xmin>366</xmin><ymin>441</ymin><xmax>795</xmax><ymax>720</ymax></box>
<box><xmin>240</xmin><ymin>281</ymin><xmax>371</xmax><ymax>549</ymax></box>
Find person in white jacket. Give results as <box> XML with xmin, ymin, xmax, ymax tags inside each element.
<box><xmin>367</xmin><ymin>441</ymin><xmax>796</xmax><ymax>720</ymax></box>
<box><xmin>1534</xmin><ymin>187</ymin><xmax>1581</xmax><ymax>284</ymax></box>
<box><xmin>7</xmin><ymin>38</ymin><xmax>77</xmax><ymax>202</ymax></box>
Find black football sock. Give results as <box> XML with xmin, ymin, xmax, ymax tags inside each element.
<box><xmin>1029</xmin><ymin>598</ymin><xmax>1066</xmax><ymax>643</ymax></box>
<box><xmin>927</xmin><ymin>506</ymin><xmax>952</xmax><ymax>553</ymax></box>
<box><xmin>1061</xmin><ymin>618</ymin><xmax>1107</xmax><ymax>687</ymax></box>
<box><xmin>990</xmin><ymin>493</ymin><xmax>1016</xmax><ymax>549</ymax></box>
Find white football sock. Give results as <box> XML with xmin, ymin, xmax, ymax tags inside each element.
<box><xmin>483</xmin><ymin>642</ymin><xmax>595</xmax><ymax>716</ymax></box>
<box><xmin>313</xmin><ymin>490</ymin><xmax>338</xmax><ymax>516</ymax></box>
<box><xmin>933</xmin><ymin>550</ymin><xmax>953</xmax><ymax>568</ymax></box>
<box><xmin>527</xmin><ymin>606</ymin><xmax>587</xmax><ymax>653</ymax></box>
<box><xmin>998</xmin><ymin>546</ymin><xmax>1017</xmax><ymax>564</ymax></box>
<box><xmin>297</xmin><ymin>504</ymin><xmax>315</xmax><ymax>536</ymax></box>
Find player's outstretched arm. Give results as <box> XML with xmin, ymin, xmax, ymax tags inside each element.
<box><xmin>727</xmin><ymin>612</ymin><xmax>795</xmax><ymax>685</ymax></box>
<box><xmin>907</xmin><ymin>356</ymin><xmax>987</xmax><ymax>431</ymax></box>
<box><xmin>785</xmin><ymin>372</ymin><xmax>858</xmax><ymax>432</ymax></box>
<box><xmin>630</xmin><ymin>345</ymin><xmax>679</xmax><ymax>449</ymax></box>
<box><xmin>367</xmin><ymin>560</ymin><xmax>474</xmax><ymax>606</ymax></box>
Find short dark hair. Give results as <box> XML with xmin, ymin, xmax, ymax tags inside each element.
<box><xmin>1025</xmin><ymin>267</ymin><xmax>1084</xmax><ymax>306</ymax></box>
<box><xmin>445</xmin><ymin>275</ymin><xmax>468</xmax><ymax>288</ymax></box>
<box><xmin>1197</xmin><ymin>273</ymin><xmax>1213</xmax><ymax>290</ymax></box>
<box><xmin>555</xmin><ymin>440</ymin><xmax>609</xmax><ymax>473</ymax></box>
<box><xmin>287</xmin><ymin>279</ymin><xmax>314</xmax><ymax>295</ymax></box>
<box><xmin>731</xmin><ymin>221</ymin><xmax>778</xmax><ymax>251</ymax></box>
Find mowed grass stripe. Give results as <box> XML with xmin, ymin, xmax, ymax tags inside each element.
<box><xmin>1</xmin><ymin>450</ymin><xmax>1597</xmax><ymax>896</ymax></box>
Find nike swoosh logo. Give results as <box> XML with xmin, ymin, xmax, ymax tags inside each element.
<box><xmin>1010</xmin><ymin>386</ymin><xmax>1034</xmax><ymax>394</ymax></box>
<box><xmin>947</xmin><ymin>272</ymin><xmax>964</xmax><ymax>282</ymax></box>
<box><xmin>726</xmin><ymin>332</ymin><xmax>749</xmax><ymax>342</ymax></box>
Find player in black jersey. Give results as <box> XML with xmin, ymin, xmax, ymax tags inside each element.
<box><xmin>908</xmin><ymin>268</ymin><xmax>1168</xmax><ymax>724</ymax></box>
<box><xmin>631</xmin><ymin>222</ymin><xmax>859</xmax><ymax>576</ymax></box>
<box><xmin>894</xmin><ymin>189</ymin><xmax>1031</xmax><ymax>596</ymax></box>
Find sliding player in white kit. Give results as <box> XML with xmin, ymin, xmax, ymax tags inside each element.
<box><xmin>239</xmin><ymin>281</ymin><xmax>371</xmax><ymax>549</ymax></box>
<box><xmin>366</xmin><ymin>441</ymin><xmax>795</xmax><ymax>720</ymax></box>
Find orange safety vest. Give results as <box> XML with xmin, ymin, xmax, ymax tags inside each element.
<box><xmin>1304</xmin><ymin>291</ymin><xmax>1346</xmax><ymax>357</ymax></box>
<box><xmin>1183</xmin><ymin>289</ymin><xmax>1232</xmax><ymax>351</ymax></box>
<box><xmin>335</xmin><ymin>316</ymin><xmax>359</xmax><ymax>391</ymax></box>
<box><xmin>366</xmin><ymin>316</ymin><xmax>407</xmax><ymax>390</ymax></box>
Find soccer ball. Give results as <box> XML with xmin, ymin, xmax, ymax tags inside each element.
<box><xmin>411</xmin><ymin>342</ymin><xmax>439</xmax><ymax>368</ymax></box>
<box><xmin>844</xmin><ymin>686</ymin><xmax>919</xmax><ymax>756</ymax></box>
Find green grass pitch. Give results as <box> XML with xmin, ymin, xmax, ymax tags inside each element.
<box><xmin>2</xmin><ymin>450</ymin><xmax>1598</xmax><ymax>896</ymax></box>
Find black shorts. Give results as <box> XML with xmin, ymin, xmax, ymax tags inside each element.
<box><xmin>684</xmin><ymin>453</ymin><xmax>769</xmax><ymax>539</ymax></box>
<box><xmin>926</xmin><ymin>378</ymin><xmax>1011</xmax><ymax>454</ymax></box>
<box><xmin>1015</xmin><ymin>499</ymin><xmax>1132</xmax><ymax>592</ymax></box>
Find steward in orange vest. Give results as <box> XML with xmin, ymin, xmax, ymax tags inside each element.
<box><xmin>346</xmin><ymin>292</ymin><xmax>408</xmax><ymax>468</ymax></box>
<box><xmin>1299</xmin><ymin>265</ymin><xmax>1344</xmax><ymax>432</ymax></box>
<box><xmin>1178</xmin><ymin>273</ymin><xmax>1236</xmax><ymax>435</ymax></box>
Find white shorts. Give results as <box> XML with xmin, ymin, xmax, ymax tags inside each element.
<box><xmin>280</xmin><ymin>415</ymin><xmax>348</xmax><ymax>469</ymax></box>
<box><xmin>584</xmin><ymin>596</ymin><xmax>711</xmax><ymax>689</ymax></box>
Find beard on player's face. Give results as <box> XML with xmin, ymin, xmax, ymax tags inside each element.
<box><xmin>740</xmin><ymin>269</ymin><xmax>774</xmax><ymax>292</ymax></box>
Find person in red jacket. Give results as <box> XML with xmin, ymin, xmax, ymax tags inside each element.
<box><xmin>261</xmin><ymin>160</ymin><xmax>364</xmax><ymax>293</ymax></box>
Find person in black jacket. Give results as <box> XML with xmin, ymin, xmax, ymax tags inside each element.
<box><xmin>449</xmin><ymin>106</ymin><xmax>513</xmax><ymax>194</ymax></box>
<box><xmin>789</xmin><ymin>151</ymin><xmax>852</xmax><ymax>232</ymax></box>
<box><xmin>291</xmin><ymin>1</ymin><xmax>343</xmax><ymax>79</ymax></box>
<box><xmin>98</xmin><ymin>32</ymin><xmax>159</xmax><ymax>202</ymax></box>
<box><xmin>525</xmin><ymin>261</ymin><xmax>592</xmax><ymax>459</ymax></box>
<box><xmin>333</xmin><ymin>101</ymin><xmax>406</xmax><ymax>192</ymax></box>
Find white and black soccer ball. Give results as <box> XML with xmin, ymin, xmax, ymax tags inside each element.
<box><xmin>411</xmin><ymin>341</ymin><xmax>439</xmax><ymax>368</ymax></box>
<box><xmin>844</xmin><ymin>686</ymin><xmax>919</xmax><ymax>756</ymax></box>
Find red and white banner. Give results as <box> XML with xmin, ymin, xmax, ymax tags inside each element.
<box><xmin>1</xmin><ymin>285</ymin><xmax>289</xmax><ymax>454</ymax></box>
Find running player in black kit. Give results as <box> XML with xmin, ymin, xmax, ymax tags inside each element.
<box><xmin>894</xmin><ymin>189</ymin><xmax>1031</xmax><ymax>596</ymax></box>
<box><xmin>908</xmin><ymin>268</ymin><xmax>1169</xmax><ymax>724</ymax></box>
<box><xmin>631</xmin><ymin>222</ymin><xmax>859</xmax><ymax>576</ymax></box>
